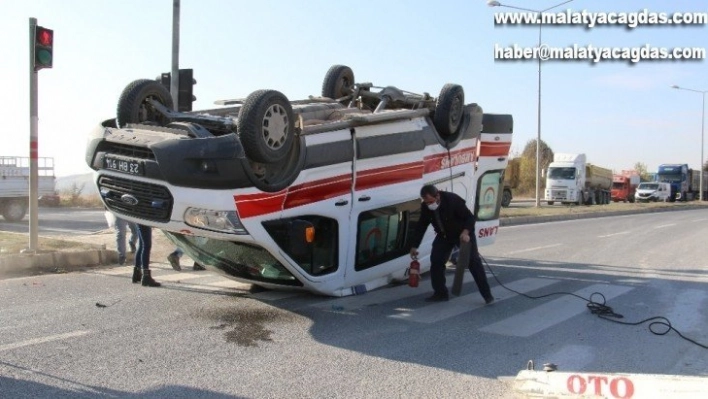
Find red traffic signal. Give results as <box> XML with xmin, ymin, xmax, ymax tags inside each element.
<box><xmin>34</xmin><ymin>26</ymin><xmax>53</xmax><ymax>71</ymax></box>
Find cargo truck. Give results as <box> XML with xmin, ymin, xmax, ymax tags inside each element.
<box><xmin>544</xmin><ymin>153</ymin><xmax>612</xmax><ymax>206</ymax></box>
<box><xmin>0</xmin><ymin>156</ymin><xmax>56</xmax><ymax>221</ymax></box>
<box><xmin>611</xmin><ymin>170</ymin><xmax>639</xmax><ymax>202</ymax></box>
<box><xmin>656</xmin><ymin>164</ymin><xmax>707</xmax><ymax>201</ymax></box>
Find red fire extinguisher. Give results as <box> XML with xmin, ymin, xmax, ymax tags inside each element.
<box><xmin>409</xmin><ymin>258</ymin><xmax>420</xmax><ymax>288</ymax></box>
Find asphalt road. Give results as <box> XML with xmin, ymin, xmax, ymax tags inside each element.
<box><xmin>1</xmin><ymin>210</ymin><xmax>706</xmax><ymax>398</ymax></box>
<box><xmin>0</xmin><ymin>207</ymin><xmax>107</xmax><ymax>236</ymax></box>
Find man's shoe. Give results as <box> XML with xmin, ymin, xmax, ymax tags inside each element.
<box><xmin>424</xmin><ymin>294</ymin><xmax>449</xmax><ymax>302</ymax></box>
<box><xmin>131</xmin><ymin>267</ymin><xmax>142</xmax><ymax>284</ymax></box>
<box><xmin>167</xmin><ymin>253</ymin><xmax>181</xmax><ymax>271</ymax></box>
<box><xmin>192</xmin><ymin>262</ymin><xmax>206</xmax><ymax>271</ymax></box>
<box><xmin>484</xmin><ymin>296</ymin><xmax>495</xmax><ymax>305</ymax></box>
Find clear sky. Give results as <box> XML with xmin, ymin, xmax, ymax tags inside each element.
<box><xmin>2</xmin><ymin>0</ymin><xmax>706</xmax><ymax>177</ymax></box>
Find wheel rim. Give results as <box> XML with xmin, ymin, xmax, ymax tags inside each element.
<box><xmin>138</xmin><ymin>95</ymin><xmax>161</xmax><ymax>122</ymax></box>
<box><xmin>262</xmin><ymin>103</ymin><xmax>289</xmax><ymax>150</ymax></box>
<box><xmin>337</xmin><ymin>76</ymin><xmax>352</xmax><ymax>97</ymax></box>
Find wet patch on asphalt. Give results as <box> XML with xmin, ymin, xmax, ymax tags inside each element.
<box><xmin>201</xmin><ymin>307</ymin><xmax>293</xmax><ymax>347</ymax></box>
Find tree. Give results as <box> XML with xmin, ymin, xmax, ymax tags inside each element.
<box><xmin>518</xmin><ymin>139</ymin><xmax>554</xmax><ymax>194</ymax></box>
<box><xmin>633</xmin><ymin>162</ymin><xmax>652</xmax><ymax>182</ymax></box>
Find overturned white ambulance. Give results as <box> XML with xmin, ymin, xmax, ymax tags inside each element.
<box><xmin>85</xmin><ymin>65</ymin><xmax>513</xmax><ymax>296</ymax></box>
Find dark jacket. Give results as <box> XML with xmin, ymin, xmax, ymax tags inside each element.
<box><xmin>411</xmin><ymin>191</ymin><xmax>476</xmax><ymax>247</ymax></box>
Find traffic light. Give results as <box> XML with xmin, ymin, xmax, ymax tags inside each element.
<box><xmin>157</xmin><ymin>69</ymin><xmax>197</xmax><ymax>112</ymax></box>
<box><xmin>178</xmin><ymin>68</ymin><xmax>197</xmax><ymax>112</ymax></box>
<box><xmin>33</xmin><ymin>26</ymin><xmax>53</xmax><ymax>71</ymax></box>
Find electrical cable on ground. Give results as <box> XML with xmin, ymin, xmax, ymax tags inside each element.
<box><xmin>480</xmin><ymin>254</ymin><xmax>708</xmax><ymax>350</ymax></box>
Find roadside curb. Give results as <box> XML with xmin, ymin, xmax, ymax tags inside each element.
<box><xmin>0</xmin><ymin>248</ymin><xmax>118</xmax><ymax>278</ymax></box>
<box><xmin>500</xmin><ymin>204</ymin><xmax>707</xmax><ymax>227</ymax></box>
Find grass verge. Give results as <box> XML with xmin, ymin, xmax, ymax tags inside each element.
<box><xmin>0</xmin><ymin>231</ymin><xmax>103</xmax><ymax>256</ymax></box>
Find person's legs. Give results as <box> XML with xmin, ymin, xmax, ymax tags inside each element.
<box><xmin>136</xmin><ymin>225</ymin><xmax>160</xmax><ymax>287</ymax></box>
<box><xmin>167</xmin><ymin>247</ymin><xmax>183</xmax><ymax>271</ymax></box>
<box><xmin>128</xmin><ymin>222</ymin><xmax>138</xmax><ymax>253</ymax></box>
<box><xmin>114</xmin><ymin>218</ymin><xmax>127</xmax><ymax>265</ymax></box>
<box><xmin>427</xmin><ymin>236</ymin><xmax>453</xmax><ymax>300</ymax></box>
<box><xmin>466</xmin><ymin>238</ymin><xmax>493</xmax><ymax>303</ymax></box>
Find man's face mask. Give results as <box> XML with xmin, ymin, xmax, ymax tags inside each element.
<box><xmin>423</xmin><ymin>195</ymin><xmax>439</xmax><ymax>211</ymax></box>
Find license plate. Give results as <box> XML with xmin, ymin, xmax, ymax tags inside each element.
<box><xmin>104</xmin><ymin>156</ymin><xmax>143</xmax><ymax>176</ymax></box>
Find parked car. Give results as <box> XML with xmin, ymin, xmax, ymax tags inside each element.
<box><xmin>634</xmin><ymin>182</ymin><xmax>671</xmax><ymax>202</ymax></box>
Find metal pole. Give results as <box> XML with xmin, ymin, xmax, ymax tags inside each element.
<box><xmin>170</xmin><ymin>0</ymin><xmax>180</xmax><ymax>108</ymax></box>
<box><xmin>28</xmin><ymin>18</ymin><xmax>39</xmax><ymax>252</ymax></box>
<box><xmin>535</xmin><ymin>20</ymin><xmax>542</xmax><ymax>207</ymax></box>
<box><xmin>701</xmin><ymin>92</ymin><xmax>705</xmax><ymax>201</ymax></box>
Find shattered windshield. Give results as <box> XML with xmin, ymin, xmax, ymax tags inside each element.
<box><xmin>163</xmin><ymin>231</ymin><xmax>302</xmax><ymax>286</ymax></box>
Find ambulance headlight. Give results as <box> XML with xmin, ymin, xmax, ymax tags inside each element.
<box><xmin>184</xmin><ymin>208</ymin><xmax>248</xmax><ymax>235</ymax></box>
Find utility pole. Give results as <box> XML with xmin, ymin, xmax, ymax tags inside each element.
<box><xmin>171</xmin><ymin>0</ymin><xmax>180</xmax><ymax>107</ymax></box>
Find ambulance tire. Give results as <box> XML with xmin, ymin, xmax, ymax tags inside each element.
<box><xmin>501</xmin><ymin>189</ymin><xmax>512</xmax><ymax>207</ymax></box>
<box><xmin>240</xmin><ymin>135</ymin><xmax>306</xmax><ymax>193</ymax></box>
<box><xmin>117</xmin><ymin>79</ymin><xmax>174</xmax><ymax>128</ymax></box>
<box><xmin>238</xmin><ymin>90</ymin><xmax>295</xmax><ymax>164</ymax></box>
<box><xmin>322</xmin><ymin>65</ymin><xmax>355</xmax><ymax>103</ymax></box>
<box><xmin>434</xmin><ymin>84</ymin><xmax>465</xmax><ymax>137</ymax></box>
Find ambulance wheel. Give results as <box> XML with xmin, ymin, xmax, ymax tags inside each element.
<box><xmin>322</xmin><ymin>65</ymin><xmax>355</xmax><ymax>103</ymax></box>
<box><xmin>547</xmin><ymin>201</ymin><xmax>554</xmax><ymax>206</ymax></box>
<box><xmin>116</xmin><ymin>79</ymin><xmax>174</xmax><ymax>128</ymax></box>
<box><xmin>2</xmin><ymin>199</ymin><xmax>27</xmax><ymax>222</ymax></box>
<box><xmin>238</xmin><ymin>90</ymin><xmax>295</xmax><ymax>164</ymax></box>
<box><xmin>434</xmin><ymin>84</ymin><xmax>465</xmax><ymax>137</ymax></box>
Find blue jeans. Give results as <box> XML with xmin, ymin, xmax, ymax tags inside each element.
<box><xmin>115</xmin><ymin>217</ymin><xmax>138</xmax><ymax>260</ymax></box>
<box><xmin>134</xmin><ymin>224</ymin><xmax>152</xmax><ymax>270</ymax></box>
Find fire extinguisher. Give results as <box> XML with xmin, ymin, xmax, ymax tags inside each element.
<box><xmin>408</xmin><ymin>258</ymin><xmax>420</xmax><ymax>288</ymax></box>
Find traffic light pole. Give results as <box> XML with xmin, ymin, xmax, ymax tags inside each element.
<box><xmin>27</xmin><ymin>17</ymin><xmax>39</xmax><ymax>252</ymax></box>
<box><xmin>170</xmin><ymin>0</ymin><xmax>180</xmax><ymax>107</ymax></box>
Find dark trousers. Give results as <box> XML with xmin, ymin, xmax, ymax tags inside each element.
<box><xmin>134</xmin><ymin>224</ymin><xmax>152</xmax><ymax>270</ymax></box>
<box><xmin>429</xmin><ymin>235</ymin><xmax>492</xmax><ymax>300</ymax></box>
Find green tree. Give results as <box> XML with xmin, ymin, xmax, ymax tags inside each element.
<box><xmin>518</xmin><ymin>139</ymin><xmax>554</xmax><ymax>194</ymax></box>
<box><xmin>633</xmin><ymin>162</ymin><xmax>652</xmax><ymax>182</ymax></box>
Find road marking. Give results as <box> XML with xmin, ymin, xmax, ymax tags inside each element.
<box><xmin>654</xmin><ymin>223</ymin><xmax>676</xmax><ymax>229</ymax></box>
<box><xmin>156</xmin><ymin>272</ymin><xmax>206</xmax><ymax>282</ymax></box>
<box><xmin>388</xmin><ymin>277</ymin><xmax>559</xmax><ymax>323</ymax></box>
<box><xmin>597</xmin><ymin>231</ymin><xmax>630</xmax><ymax>238</ymax></box>
<box><xmin>479</xmin><ymin>284</ymin><xmax>633</xmax><ymax>337</ymax></box>
<box><xmin>691</xmin><ymin>218</ymin><xmax>708</xmax><ymax>222</ymax></box>
<box><xmin>0</xmin><ymin>330</ymin><xmax>91</xmax><ymax>352</ymax></box>
<box><xmin>506</xmin><ymin>244</ymin><xmax>561</xmax><ymax>255</ymax></box>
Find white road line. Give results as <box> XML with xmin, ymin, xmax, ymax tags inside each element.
<box><xmin>691</xmin><ymin>218</ymin><xmax>708</xmax><ymax>223</ymax></box>
<box><xmin>388</xmin><ymin>277</ymin><xmax>559</xmax><ymax>323</ymax></box>
<box><xmin>156</xmin><ymin>272</ymin><xmax>207</xmax><ymax>282</ymax></box>
<box><xmin>479</xmin><ymin>284</ymin><xmax>633</xmax><ymax>337</ymax></box>
<box><xmin>654</xmin><ymin>223</ymin><xmax>676</xmax><ymax>229</ymax></box>
<box><xmin>597</xmin><ymin>231</ymin><xmax>630</xmax><ymax>238</ymax></box>
<box><xmin>0</xmin><ymin>330</ymin><xmax>91</xmax><ymax>352</ymax></box>
<box><xmin>506</xmin><ymin>244</ymin><xmax>561</xmax><ymax>255</ymax></box>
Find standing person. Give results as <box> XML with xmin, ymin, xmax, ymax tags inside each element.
<box><xmin>167</xmin><ymin>248</ymin><xmax>206</xmax><ymax>271</ymax></box>
<box><xmin>114</xmin><ymin>216</ymin><xmax>138</xmax><ymax>266</ymax></box>
<box><xmin>409</xmin><ymin>184</ymin><xmax>494</xmax><ymax>304</ymax></box>
<box><xmin>132</xmin><ymin>224</ymin><xmax>161</xmax><ymax>287</ymax></box>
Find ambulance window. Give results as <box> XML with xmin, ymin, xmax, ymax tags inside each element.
<box><xmin>476</xmin><ymin>170</ymin><xmax>503</xmax><ymax>221</ymax></box>
<box><xmin>262</xmin><ymin>216</ymin><xmax>338</xmax><ymax>276</ymax></box>
<box><xmin>355</xmin><ymin>200</ymin><xmax>421</xmax><ymax>271</ymax></box>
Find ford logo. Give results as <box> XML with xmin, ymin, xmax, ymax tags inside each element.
<box><xmin>120</xmin><ymin>194</ymin><xmax>139</xmax><ymax>206</ymax></box>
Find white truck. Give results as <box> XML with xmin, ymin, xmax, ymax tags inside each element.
<box><xmin>544</xmin><ymin>153</ymin><xmax>612</xmax><ymax>206</ymax></box>
<box><xmin>0</xmin><ymin>156</ymin><xmax>57</xmax><ymax>221</ymax></box>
